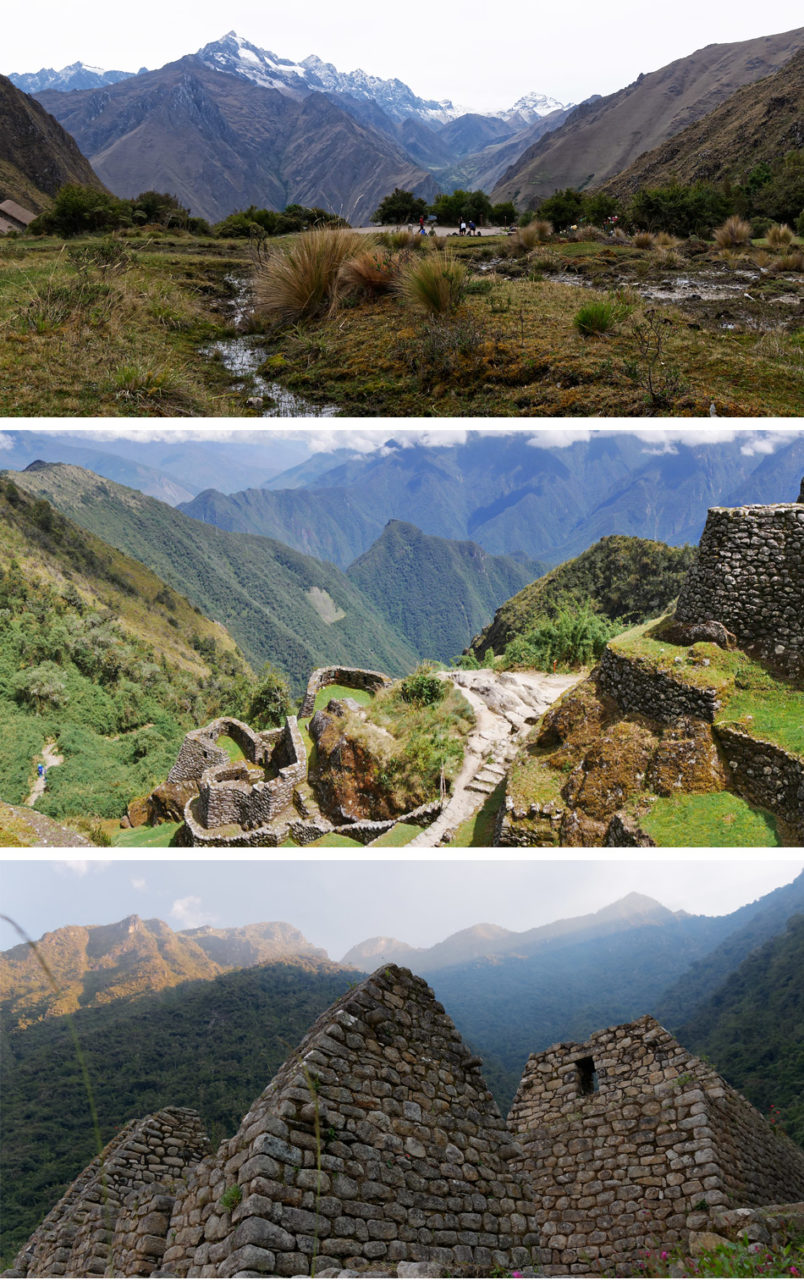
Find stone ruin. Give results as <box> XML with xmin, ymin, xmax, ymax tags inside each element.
<box><xmin>9</xmin><ymin>1107</ymin><xmax>210</xmax><ymax>1278</ymax></box>
<box><xmin>165</xmin><ymin>670</ymin><xmax>444</xmax><ymax>847</ymax></box>
<box><xmin>11</xmin><ymin>987</ymin><xmax>804</xmax><ymax>1279</ymax></box>
<box><xmin>675</xmin><ymin>484</ymin><xmax>804</xmax><ymax>679</ymax></box>
<box><xmin>507</xmin><ymin>1014</ymin><xmax>804</xmax><ymax>1275</ymax></box>
<box><xmin>9</xmin><ymin>966</ymin><xmax>540</xmax><ymax>1278</ymax></box>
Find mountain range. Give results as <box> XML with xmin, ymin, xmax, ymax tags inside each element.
<box><xmin>492</xmin><ymin>25</ymin><xmax>804</xmax><ymax>207</ymax></box>
<box><xmin>2</xmin><ymin>872</ymin><xmax>802</xmax><ymax>1264</ymax></box>
<box><xmin>8</xmin><ymin>25</ymin><xmax>801</xmax><ymax>224</ymax></box>
<box><xmin>0</xmin><ymin>74</ymin><xmax>106</xmax><ymax>214</ymax></box>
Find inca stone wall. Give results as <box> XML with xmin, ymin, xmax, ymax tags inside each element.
<box><xmin>508</xmin><ymin>1015</ymin><xmax>804</xmax><ymax>1276</ymax></box>
<box><xmin>180</xmin><ymin>718</ymin><xmax>307</xmax><ymax>848</ymax></box>
<box><xmin>300</xmin><ymin>667</ymin><xmax>393</xmax><ymax>718</ymax></box>
<box><xmin>167</xmin><ymin>718</ymin><xmax>277</xmax><ymax>786</ymax></box>
<box><xmin>675</xmin><ymin>502</ymin><xmax>804</xmax><ymax>678</ymax></box>
<box><xmin>597</xmin><ymin>646</ymin><xmax>722</xmax><ymax>723</ymax></box>
<box><xmin>715</xmin><ymin>724</ymin><xmax>804</xmax><ymax>840</ymax></box>
<box><xmin>10</xmin><ymin>1108</ymin><xmax>209</xmax><ymax>1278</ymax></box>
<box><xmin>161</xmin><ymin>964</ymin><xmax>539</xmax><ymax>1277</ymax></box>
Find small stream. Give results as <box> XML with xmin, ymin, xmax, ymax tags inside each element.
<box><xmin>204</xmin><ymin>274</ymin><xmax>339</xmax><ymax>417</ymax></box>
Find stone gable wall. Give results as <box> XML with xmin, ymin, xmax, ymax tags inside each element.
<box><xmin>300</xmin><ymin>667</ymin><xmax>393</xmax><ymax>718</ymax></box>
<box><xmin>11</xmin><ymin>1108</ymin><xmax>209</xmax><ymax>1278</ymax></box>
<box><xmin>167</xmin><ymin>718</ymin><xmax>278</xmax><ymax>786</ymax></box>
<box><xmin>675</xmin><ymin>504</ymin><xmax>804</xmax><ymax>678</ymax></box>
<box><xmin>507</xmin><ymin>1015</ymin><xmax>804</xmax><ymax>1275</ymax></box>
<box><xmin>161</xmin><ymin>965</ymin><xmax>539</xmax><ymax>1277</ymax></box>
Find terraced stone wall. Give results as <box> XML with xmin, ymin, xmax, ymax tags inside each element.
<box><xmin>161</xmin><ymin>965</ymin><xmax>539</xmax><ymax>1278</ymax></box>
<box><xmin>597</xmin><ymin>646</ymin><xmax>721</xmax><ymax>723</ymax></box>
<box><xmin>715</xmin><ymin>724</ymin><xmax>804</xmax><ymax>840</ymax></box>
<box><xmin>508</xmin><ymin>1015</ymin><xmax>804</xmax><ymax>1276</ymax></box>
<box><xmin>676</xmin><ymin>503</ymin><xmax>804</xmax><ymax>678</ymax></box>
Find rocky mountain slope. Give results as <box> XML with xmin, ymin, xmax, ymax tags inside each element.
<box><xmin>0</xmin><ymin>915</ymin><xmax>327</xmax><ymax>1030</ymax></box>
<box><xmin>601</xmin><ymin>46</ymin><xmax>804</xmax><ymax>197</ymax></box>
<box><xmin>492</xmin><ymin>26</ymin><xmax>804</xmax><ymax>208</ymax></box>
<box><xmin>6</xmin><ymin>462</ymin><xmax>418</xmax><ymax>687</ymax></box>
<box><xmin>0</xmin><ymin>74</ymin><xmax>105</xmax><ymax>212</ymax></box>
<box><xmin>34</xmin><ymin>56</ymin><xmax>436</xmax><ymax>224</ymax></box>
<box><xmin>9</xmin><ymin>62</ymin><xmax>136</xmax><ymax>93</ymax></box>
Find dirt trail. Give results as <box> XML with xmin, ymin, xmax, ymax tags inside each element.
<box><xmin>25</xmin><ymin>740</ymin><xmax>64</xmax><ymax>807</ymax></box>
<box><xmin>405</xmin><ymin>668</ymin><xmax>579</xmax><ymax>847</ymax></box>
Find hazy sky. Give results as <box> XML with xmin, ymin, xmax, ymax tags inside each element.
<box><xmin>5</xmin><ymin>1</ymin><xmax>802</xmax><ymax>113</ymax></box>
<box><xmin>1</xmin><ymin>857</ymin><xmax>800</xmax><ymax>962</ymax></box>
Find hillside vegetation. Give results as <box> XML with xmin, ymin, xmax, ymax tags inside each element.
<box><xmin>677</xmin><ymin>914</ymin><xmax>804</xmax><ymax>1145</ymax></box>
<box><xmin>7</xmin><ymin>463</ymin><xmax>418</xmax><ymax>690</ymax></box>
<box><xmin>470</xmin><ymin>536</ymin><xmax>697</xmax><ymax>659</ymax></box>
<box><xmin>346</xmin><ymin>520</ymin><xmax>544</xmax><ymax>662</ymax></box>
<box><xmin>0</xmin><ymin>479</ymin><xmax>251</xmax><ymax>829</ymax></box>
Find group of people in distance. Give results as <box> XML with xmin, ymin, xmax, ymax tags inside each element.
<box><xmin>416</xmin><ymin>214</ymin><xmax>479</xmax><ymax>236</ymax></box>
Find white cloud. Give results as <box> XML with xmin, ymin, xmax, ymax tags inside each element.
<box><xmin>527</xmin><ymin>430</ymin><xmax>593</xmax><ymax>449</ymax></box>
<box><xmin>170</xmin><ymin>895</ymin><xmax>213</xmax><ymax>929</ymax></box>
<box><xmin>131</xmin><ymin>877</ymin><xmax>147</xmax><ymax>891</ymax></box>
<box><xmin>0</xmin><ymin>433</ymin><xmax>13</xmax><ymax>451</ymax></box>
<box><xmin>52</xmin><ymin>860</ymin><xmax>112</xmax><ymax>877</ymax></box>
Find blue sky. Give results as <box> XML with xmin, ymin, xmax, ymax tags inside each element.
<box><xmin>1</xmin><ymin>857</ymin><xmax>800</xmax><ymax>962</ymax></box>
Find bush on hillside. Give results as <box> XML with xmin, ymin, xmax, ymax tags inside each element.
<box><xmin>400</xmin><ymin>664</ymin><xmax>446</xmax><ymax>707</ymax></box>
<box><xmin>246</xmin><ymin>663</ymin><xmax>292</xmax><ymax>729</ymax></box>
<box><xmin>498</xmin><ymin>603</ymin><xmax>621</xmax><ymax>671</ymax></box>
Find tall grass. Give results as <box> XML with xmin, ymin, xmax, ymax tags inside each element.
<box><xmin>339</xmin><ymin>247</ymin><xmax>400</xmax><ymax>297</ymax></box>
<box><xmin>511</xmin><ymin>219</ymin><xmax>552</xmax><ymax>252</ymax></box>
<box><xmin>765</xmin><ymin>223</ymin><xmax>795</xmax><ymax>249</ymax></box>
<box><xmin>394</xmin><ymin>251</ymin><xmax>466</xmax><ymax>316</ymax></box>
<box><xmin>713</xmin><ymin>216</ymin><xmax>752</xmax><ymax>249</ymax></box>
<box><xmin>253</xmin><ymin>228</ymin><xmax>368</xmax><ymax>324</ymax></box>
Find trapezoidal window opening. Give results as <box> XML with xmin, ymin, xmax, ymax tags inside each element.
<box><xmin>576</xmin><ymin>1055</ymin><xmax>599</xmax><ymax>1096</ymax></box>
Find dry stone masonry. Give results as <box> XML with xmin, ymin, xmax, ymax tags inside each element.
<box><xmin>508</xmin><ymin>1015</ymin><xmax>804</xmax><ymax>1276</ymax></box>
<box><xmin>300</xmin><ymin>668</ymin><xmax>394</xmax><ymax>718</ymax></box>
<box><xmin>161</xmin><ymin>964</ymin><xmax>538</xmax><ymax>1277</ymax></box>
<box><xmin>10</xmin><ymin>1108</ymin><xmax>209</xmax><ymax>1278</ymax></box>
<box><xmin>675</xmin><ymin>496</ymin><xmax>804</xmax><ymax>678</ymax></box>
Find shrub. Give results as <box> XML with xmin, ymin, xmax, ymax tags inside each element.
<box><xmin>713</xmin><ymin>215</ymin><xmax>753</xmax><ymax>248</ymax></box>
<box><xmin>766</xmin><ymin>223</ymin><xmax>795</xmax><ymax>248</ymax></box>
<box><xmin>394</xmin><ymin>251</ymin><xmax>466</xmax><ymax>316</ymax></box>
<box><xmin>654</xmin><ymin>231</ymin><xmax>679</xmax><ymax>248</ymax></box>
<box><xmin>246</xmin><ymin>663</ymin><xmax>292</xmax><ymax>729</ymax></box>
<box><xmin>500</xmin><ymin>604</ymin><xmax>619</xmax><ymax>671</ymax></box>
<box><xmin>253</xmin><ymin>228</ymin><xmax>367</xmax><ymax>324</ymax></box>
<box><xmin>633</xmin><ymin>230</ymin><xmax>656</xmax><ymax>249</ymax></box>
<box><xmin>400</xmin><ymin>665</ymin><xmax>446</xmax><ymax>707</ymax></box>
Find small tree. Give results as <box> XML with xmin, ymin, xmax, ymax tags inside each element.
<box><xmin>372</xmin><ymin>188</ymin><xmax>429</xmax><ymax>224</ymax></box>
<box><xmin>400</xmin><ymin>664</ymin><xmax>446</xmax><ymax>707</ymax></box>
<box><xmin>246</xmin><ymin>663</ymin><xmax>292</xmax><ymax>728</ymax></box>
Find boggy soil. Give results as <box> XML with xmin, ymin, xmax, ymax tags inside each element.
<box><xmin>250</xmin><ymin>234</ymin><xmax>803</xmax><ymax>417</ymax></box>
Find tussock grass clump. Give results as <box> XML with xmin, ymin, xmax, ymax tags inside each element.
<box><xmin>766</xmin><ymin>223</ymin><xmax>795</xmax><ymax>249</ymax></box>
<box><xmin>377</xmin><ymin>229</ymin><xmax>428</xmax><ymax>252</ymax></box>
<box><xmin>633</xmin><ymin>230</ymin><xmax>656</xmax><ymax>249</ymax></box>
<box><xmin>654</xmin><ymin>231</ymin><xmax>679</xmax><ymax>248</ymax></box>
<box><xmin>509</xmin><ymin>220</ymin><xmax>553</xmax><ymax>253</ymax></box>
<box><xmin>573</xmin><ymin>296</ymin><xmax>631</xmax><ymax>337</ymax></box>
<box><xmin>339</xmin><ymin>247</ymin><xmax>400</xmax><ymax>298</ymax></box>
<box><xmin>394</xmin><ymin>250</ymin><xmax>467</xmax><ymax>316</ymax></box>
<box><xmin>771</xmin><ymin>249</ymin><xmax>804</xmax><ymax>273</ymax></box>
<box><xmin>566</xmin><ymin>225</ymin><xmax>608</xmax><ymax>243</ymax></box>
<box><xmin>253</xmin><ymin>227</ymin><xmax>367</xmax><ymax>324</ymax></box>
<box><xmin>714</xmin><ymin>215</ymin><xmax>752</xmax><ymax>249</ymax></box>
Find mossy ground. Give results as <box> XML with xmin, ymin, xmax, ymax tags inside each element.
<box><xmin>253</xmin><ymin>234</ymin><xmax>803</xmax><ymax>417</ymax></box>
<box><xmin>641</xmin><ymin>792</ymin><xmax>780</xmax><ymax>846</ymax></box>
<box><xmin>0</xmin><ymin>233</ymin><xmax>253</xmax><ymax>416</ymax></box>
<box><xmin>112</xmin><ymin>821</ymin><xmax>182</xmax><ymax>847</ymax></box>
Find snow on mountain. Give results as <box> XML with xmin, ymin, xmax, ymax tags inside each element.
<box><xmin>9</xmin><ymin>62</ymin><xmax>137</xmax><ymax>93</ymax></box>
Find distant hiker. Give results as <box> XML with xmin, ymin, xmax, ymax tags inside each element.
<box><xmin>37</xmin><ymin>763</ymin><xmax>44</xmax><ymax>778</ymax></box>
<box><xmin>460</xmin><ymin>220</ymin><xmax>466</xmax><ymax>236</ymax></box>
<box><xmin>468</xmin><ymin>220</ymin><xmax>476</xmax><ymax>236</ymax></box>
<box><xmin>419</xmin><ymin>214</ymin><xmax>425</xmax><ymax>230</ymax></box>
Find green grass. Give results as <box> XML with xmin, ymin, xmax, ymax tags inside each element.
<box><xmin>446</xmin><ymin>781</ymin><xmax>506</xmax><ymax>847</ymax></box>
<box><xmin>369</xmin><ymin>822</ymin><xmax>421</xmax><ymax>846</ymax></box>
<box><xmin>641</xmin><ymin>792</ymin><xmax>780</xmax><ymax>846</ymax></box>
<box><xmin>112</xmin><ymin>821</ymin><xmax>182</xmax><ymax>847</ymax></box>
<box><xmin>613</xmin><ymin>619</ymin><xmax>804</xmax><ymax>759</ymax></box>
<box><xmin>217</xmin><ymin>735</ymin><xmax>246</xmax><ymax>762</ymax></box>
<box><xmin>305</xmin><ymin>832</ymin><xmax>363</xmax><ymax>847</ymax></box>
<box><xmin>313</xmin><ymin>684</ymin><xmax>374</xmax><ymax>712</ymax></box>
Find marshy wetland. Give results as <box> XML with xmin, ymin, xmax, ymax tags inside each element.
<box><xmin>0</xmin><ymin>224</ymin><xmax>802</xmax><ymax>416</ymax></box>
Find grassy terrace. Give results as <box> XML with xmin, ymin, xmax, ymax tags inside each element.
<box><xmin>640</xmin><ymin>793</ymin><xmax>780</xmax><ymax>846</ymax></box>
<box><xmin>610</xmin><ymin>619</ymin><xmax>804</xmax><ymax>759</ymax></box>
